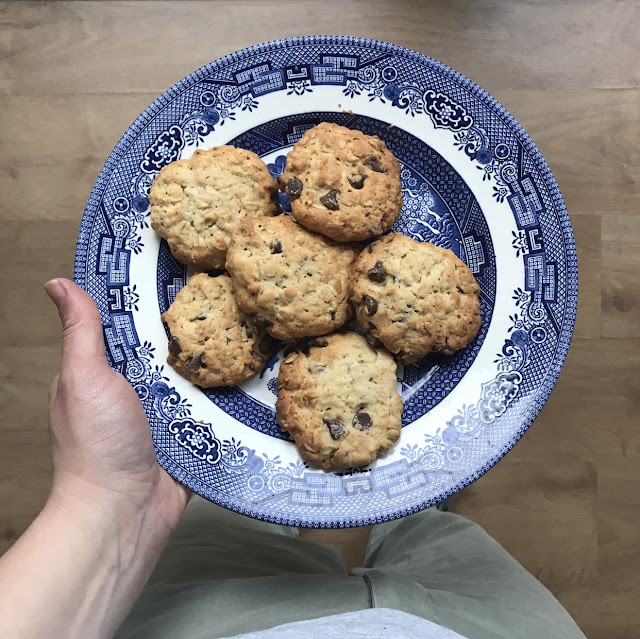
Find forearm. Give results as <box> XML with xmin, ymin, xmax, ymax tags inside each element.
<box><xmin>0</xmin><ymin>486</ymin><xmax>172</xmax><ymax>639</ymax></box>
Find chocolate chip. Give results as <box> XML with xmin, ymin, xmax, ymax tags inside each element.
<box><xmin>168</xmin><ymin>336</ymin><xmax>182</xmax><ymax>357</ymax></box>
<box><xmin>330</xmin><ymin>310</ymin><xmax>336</xmax><ymax>321</ymax></box>
<box><xmin>323</xmin><ymin>418</ymin><xmax>346</xmax><ymax>439</ymax></box>
<box><xmin>270</xmin><ymin>239</ymin><xmax>283</xmax><ymax>254</ymax></box>
<box><xmin>196</xmin><ymin>314</ymin><xmax>207</xmax><ymax>320</ymax></box>
<box><xmin>364</xmin><ymin>155</ymin><xmax>387</xmax><ymax>173</ymax></box>
<box><xmin>352</xmin><ymin>412</ymin><xmax>372</xmax><ymax>431</ymax></box>
<box><xmin>294</xmin><ymin>337</ymin><xmax>329</xmax><ymax>356</ymax></box>
<box><xmin>367</xmin><ymin>260</ymin><xmax>387</xmax><ymax>283</ymax></box>
<box><xmin>185</xmin><ymin>352</ymin><xmax>205</xmax><ymax>371</ymax></box>
<box><xmin>240</xmin><ymin>321</ymin><xmax>254</xmax><ymax>339</ymax></box>
<box><xmin>367</xmin><ymin>243</ymin><xmax>374</xmax><ymax>254</ymax></box>
<box><xmin>348</xmin><ymin>174</ymin><xmax>368</xmax><ymax>189</ymax></box>
<box><xmin>363</xmin><ymin>295</ymin><xmax>378</xmax><ymax>316</ymax></box>
<box><xmin>365</xmin><ymin>333</ymin><xmax>381</xmax><ymax>348</ymax></box>
<box><xmin>259</xmin><ymin>335</ymin><xmax>276</xmax><ymax>355</ymax></box>
<box><xmin>319</xmin><ymin>190</ymin><xmax>340</xmax><ymax>210</ymax></box>
<box><xmin>284</xmin><ymin>178</ymin><xmax>303</xmax><ymax>199</ymax></box>
<box><xmin>252</xmin><ymin>316</ymin><xmax>273</xmax><ymax>332</ymax></box>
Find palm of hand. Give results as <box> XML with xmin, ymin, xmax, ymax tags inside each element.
<box><xmin>47</xmin><ymin>279</ymin><xmax>188</xmax><ymax>533</ymax></box>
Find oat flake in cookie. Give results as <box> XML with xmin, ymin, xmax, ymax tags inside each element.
<box><xmin>225</xmin><ymin>215</ymin><xmax>357</xmax><ymax>341</ymax></box>
<box><xmin>350</xmin><ymin>234</ymin><xmax>481</xmax><ymax>364</ymax></box>
<box><xmin>276</xmin><ymin>331</ymin><xmax>403</xmax><ymax>471</ymax></box>
<box><xmin>278</xmin><ymin>123</ymin><xmax>403</xmax><ymax>242</ymax></box>
<box><xmin>150</xmin><ymin>146</ymin><xmax>278</xmax><ymax>270</ymax></box>
<box><xmin>161</xmin><ymin>273</ymin><xmax>274</xmax><ymax>387</ymax></box>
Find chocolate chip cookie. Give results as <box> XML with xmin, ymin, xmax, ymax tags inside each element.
<box><xmin>161</xmin><ymin>273</ymin><xmax>275</xmax><ymax>387</ymax></box>
<box><xmin>278</xmin><ymin>123</ymin><xmax>402</xmax><ymax>242</ymax></box>
<box><xmin>225</xmin><ymin>215</ymin><xmax>357</xmax><ymax>341</ymax></box>
<box><xmin>276</xmin><ymin>331</ymin><xmax>402</xmax><ymax>470</ymax></box>
<box><xmin>350</xmin><ymin>234</ymin><xmax>481</xmax><ymax>364</ymax></box>
<box><xmin>150</xmin><ymin>146</ymin><xmax>278</xmax><ymax>270</ymax></box>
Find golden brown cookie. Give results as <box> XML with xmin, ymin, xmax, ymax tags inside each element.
<box><xmin>150</xmin><ymin>146</ymin><xmax>278</xmax><ymax>270</ymax></box>
<box><xmin>278</xmin><ymin>123</ymin><xmax>402</xmax><ymax>242</ymax></box>
<box><xmin>225</xmin><ymin>215</ymin><xmax>357</xmax><ymax>341</ymax></box>
<box><xmin>161</xmin><ymin>273</ymin><xmax>274</xmax><ymax>387</ymax></box>
<box><xmin>350</xmin><ymin>234</ymin><xmax>481</xmax><ymax>364</ymax></box>
<box><xmin>276</xmin><ymin>331</ymin><xmax>402</xmax><ymax>470</ymax></box>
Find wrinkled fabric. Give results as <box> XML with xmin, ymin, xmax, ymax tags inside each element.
<box><xmin>116</xmin><ymin>498</ymin><xmax>586</xmax><ymax>639</ymax></box>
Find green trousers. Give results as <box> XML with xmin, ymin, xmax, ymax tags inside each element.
<box><xmin>116</xmin><ymin>498</ymin><xmax>586</xmax><ymax>639</ymax></box>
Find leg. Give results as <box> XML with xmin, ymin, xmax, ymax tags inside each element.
<box><xmin>147</xmin><ymin>497</ymin><xmax>346</xmax><ymax>585</ymax></box>
<box><xmin>355</xmin><ymin>508</ymin><xmax>587</xmax><ymax>639</ymax></box>
<box><xmin>117</xmin><ymin>498</ymin><xmax>370</xmax><ymax>639</ymax></box>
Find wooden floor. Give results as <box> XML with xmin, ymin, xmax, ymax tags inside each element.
<box><xmin>1</xmin><ymin>2</ymin><xmax>638</xmax><ymax>637</ymax></box>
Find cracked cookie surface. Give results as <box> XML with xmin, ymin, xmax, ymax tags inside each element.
<box><xmin>278</xmin><ymin>123</ymin><xmax>402</xmax><ymax>242</ymax></box>
<box><xmin>350</xmin><ymin>233</ymin><xmax>481</xmax><ymax>364</ymax></box>
<box><xmin>161</xmin><ymin>273</ymin><xmax>274</xmax><ymax>387</ymax></box>
<box><xmin>150</xmin><ymin>146</ymin><xmax>278</xmax><ymax>270</ymax></box>
<box><xmin>225</xmin><ymin>215</ymin><xmax>357</xmax><ymax>340</ymax></box>
<box><xmin>276</xmin><ymin>331</ymin><xmax>402</xmax><ymax>470</ymax></box>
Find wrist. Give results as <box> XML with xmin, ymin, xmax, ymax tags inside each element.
<box><xmin>48</xmin><ymin>473</ymin><xmax>175</xmax><ymax>565</ymax></box>
<box><xmin>0</xmin><ymin>475</ymin><xmax>173</xmax><ymax>639</ymax></box>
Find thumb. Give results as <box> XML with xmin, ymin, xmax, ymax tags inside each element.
<box><xmin>45</xmin><ymin>278</ymin><xmax>107</xmax><ymax>367</ymax></box>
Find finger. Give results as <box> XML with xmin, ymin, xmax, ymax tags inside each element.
<box><xmin>45</xmin><ymin>278</ymin><xmax>107</xmax><ymax>367</ymax></box>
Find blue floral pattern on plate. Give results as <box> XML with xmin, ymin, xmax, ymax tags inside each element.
<box><xmin>75</xmin><ymin>36</ymin><xmax>576</xmax><ymax>528</ymax></box>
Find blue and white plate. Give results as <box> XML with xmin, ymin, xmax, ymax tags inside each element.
<box><xmin>75</xmin><ymin>36</ymin><xmax>577</xmax><ymax>528</ymax></box>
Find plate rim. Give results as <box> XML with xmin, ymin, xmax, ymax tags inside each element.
<box><xmin>75</xmin><ymin>35</ymin><xmax>578</xmax><ymax>528</ymax></box>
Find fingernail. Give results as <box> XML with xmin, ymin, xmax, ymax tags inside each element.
<box><xmin>45</xmin><ymin>279</ymin><xmax>67</xmax><ymax>306</ymax></box>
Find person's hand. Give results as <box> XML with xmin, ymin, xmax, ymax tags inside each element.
<box><xmin>45</xmin><ymin>278</ymin><xmax>189</xmax><ymax>537</ymax></box>
<box><xmin>0</xmin><ymin>279</ymin><xmax>190</xmax><ymax>639</ymax></box>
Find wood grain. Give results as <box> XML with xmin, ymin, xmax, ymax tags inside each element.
<box><xmin>602</xmin><ymin>215</ymin><xmax>640</xmax><ymax>339</ymax></box>
<box><xmin>2</xmin><ymin>1</ymin><xmax>639</xmax><ymax>95</ymax></box>
<box><xmin>1</xmin><ymin>2</ymin><xmax>639</xmax><ymax>637</ymax></box>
